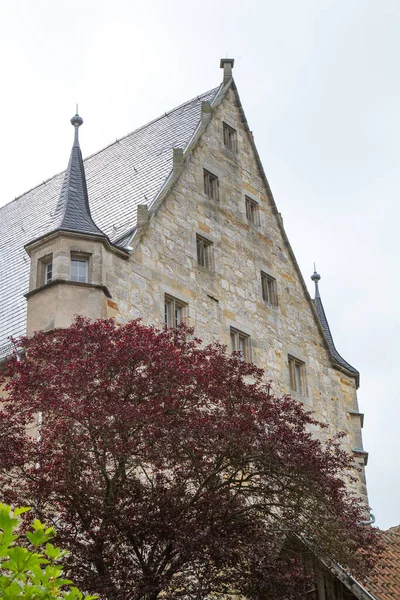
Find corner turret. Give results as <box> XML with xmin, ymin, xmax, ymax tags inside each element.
<box><xmin>24</xmin><ymin>112</ymin><xmax>127</xmax><ymax>335</ymax></box>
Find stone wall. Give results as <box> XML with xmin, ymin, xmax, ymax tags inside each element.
<box><xmin>102</xmin><ymin>86</ymin><xmax>367</xmax><ymax>501</ymax></box>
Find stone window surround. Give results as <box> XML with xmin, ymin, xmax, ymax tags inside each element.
<box><xmin>245</xmin><ymin>195</ymin><xmax>260</xmax><ymax>226</ymax></box>
<box><xmin>37</xmin><ymin>252</ymin><xmax>53</xmax><ymax>288</ymax></box>
<box><xmin>70</xmin><ymin>251</ymin><xmax>91</xmax><ymax>284</ymax></box>
<box><xmin>224</xmin><ymin>317</ymin><xmax>254</xmax><ymax>361</ymax></box>
<box><xmin>196</xmin><ymin>233</ymin><xmax>214</xmax><ymax>271</ymax></box>
<box><xmin>261</xmin><ymin>271</ymin><xmax>278</xmax><ymax>306</ymax></box>
<box><xmin>164</xmin><ymin>293</ymin><xmax>188</xmax><ymax>329</ymax></box>
<box><xmin>287</xmin><ymin>352</ymin><xmax>308</xmax><ymax>397</ymax></box>
<box><xmin>160</xmin><ymin>285</ymin><xmax>192</xmax><ymax>328</ymax></box>
<box><xmin>258</xmin><ymin>264</ymin><xmax>279</xmax><ymax>308</ymax></box>
<box><xmin>230</xmin><ymin>326</ymin><xmax>252</xmax><ymax>362</ymax></box>
<box><xmin>242</xmin><ymin>187</ymin><xmax>263</xmax><ymax>228</ymax></box>
<box><xmin>221</xmin><ymin>115</ymin><xmax>237</xmax><ymax>133</ymax></box>
<box><xmin>202</xmin><ymin>161</ymin><xmax>223</xmax><ymax>201</ymax></box>
<box><xmin>223</xmin><ymin>121</ymin><xmax>238</xmax><ymax>152</ymax></box>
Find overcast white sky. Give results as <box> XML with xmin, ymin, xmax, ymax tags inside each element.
<box><xmin>0</xmin><ymin>0</ymin><xmax>399</xmax><ymax>529</ymax></box>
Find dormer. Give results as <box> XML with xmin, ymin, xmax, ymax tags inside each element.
<box><xmin>24</xmin><ymin>112</ymin><xmax>128</xmax><ymax>335</ymax></box>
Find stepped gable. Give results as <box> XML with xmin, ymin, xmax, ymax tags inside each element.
<box><xmin>0</xmin><ymin>86</ymin><xmax>220</xmax><ymax>357</ymax></box>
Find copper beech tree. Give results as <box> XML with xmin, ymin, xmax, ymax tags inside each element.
<box><xmin>0</xmin><ymin>318</ymin><xmax>378</xmax><ymax>599</ymax></box>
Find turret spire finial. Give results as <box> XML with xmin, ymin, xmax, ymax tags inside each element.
<box><xmin>311</xmin><ymin>265</ymin><xmax>321</xmax><ymax>299</ymax></box>
<box><xmin>70</xmin><ymin>106</ymin><xmax>83</xmax><ymax>146</ymax></box>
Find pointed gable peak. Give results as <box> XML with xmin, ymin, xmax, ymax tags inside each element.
<box><xmin>220</xmin><ymin>58</ymin><xmax>234</xmax><ymax>86</ymax></box>
<box><xmin>56</xmin><ymin>111</ymin><xmax>105</xmax><ymax>238</ymax></box>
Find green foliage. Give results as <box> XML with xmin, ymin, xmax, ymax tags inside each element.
<box><xmin>0</xmin><ymin>503</ymin><xmax>97</xmax><ymax>599</ymax></box>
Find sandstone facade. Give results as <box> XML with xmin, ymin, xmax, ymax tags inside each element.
<box><xmin>22</xmin><ymin>73</ymin><xmax>367</xmax><ymax>503</ymax></box>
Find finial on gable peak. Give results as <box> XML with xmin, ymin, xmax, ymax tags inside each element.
<box><xmin>70</xmin><ymin>107</ymin><xmax>83</xmax><ymax>145</ymax></box>
<box><xmin>220</xmin><ymin>58</ymin><xmax>234</xmax><ymax>86</ymax></box>
<box><xmin>311</xmin><ymin>266</ymin><xmax>321</xmax><ymax>299</ymax></box>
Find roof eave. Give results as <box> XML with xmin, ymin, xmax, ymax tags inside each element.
<box><xmin>24</xmin><ymin>228</ymin><xmax>129</xmax><ymax>259</ymax></box>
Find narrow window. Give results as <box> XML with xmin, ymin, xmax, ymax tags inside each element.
<box><xmin>288</xmin><ymin>356</ymin><xmax>306</xmax><ymax>395</ymax></box>
<box><xmin>196</xmin><ymin>234</ymin><xmax>213</xmax><ymax>269</ymax></box>
<box><xmin>223</xmin><ymin>122</ymin><xmax>237</xmax><ymax>151</ymax></box>
<box><xmin>230</xmin><ymin>327</ymin><xmax>251</xmax><ymax>362</ymax></box>
<box><xmin>45</xmin><ymin>261</ymin><xmax>53</xmax><ymax>284</ymax></box>
<box><xmin>164</xmin><ymin>294</ymin><xmax>188</xmax><ymax>328</ymax></box>
<box><xmin>245</xmin><ymin>196</ymin><xmax>260</xmax><ymax>225</ymax></box>
<box><xmin>71</xmin><ymin>257</ymin><xmax>88</xmax><ymax>283</ymax></box>
<box><xmin>38</xmin><ymin>254</ymin><xmax>53</xmax><ymax>287</ymax></box>
<box><xmin>261</xmin><ymin>272</ymin><xmax>278</xmax><ymax>305</ymax></box>
<box><xmin>203</xmin><ymin>169</ymin><xmax>219</xmax><ymax>200</ymax></box>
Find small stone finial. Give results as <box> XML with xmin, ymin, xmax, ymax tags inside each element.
<box><xmin>71</xmin><ymin>108</ymin><xmax>83</xmax><ymax>145</ymax></box>
<box><xmin>311</xmin><ymin>266</ymin><xmax>321</xmax><ymax>299</ymax></box>
<box><xmin>220</xmin><ymin>58</ymin><xmax>234</xmax><ymax>86</ymax></box>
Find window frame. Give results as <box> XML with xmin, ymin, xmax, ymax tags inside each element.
<box><xmin>245</xmin><ymin>196</ymin><xmax>260</xmax><ymax>226</ymax></box>
<box><xmin>288</xmin><ymin>355</ymin><xmax>306</xmax><ymax>395</ymax></box>
<box><xmin>196</xmin><ymin>234</ymin><xmax>214</xmax><ymax>270</ymax></box>
<box><xmin>230</xmin><ymin>327</ymin><xmax>251</xmax><ymax>362</ymax></box>
<box><xmin>44</xmin><ymin>261</ymin><xmax>53</xmax><ymax>284</ymax></box>
<box><xmin>223</xmin><ymin>122</ymin><xmax>237</xmax><ymax>152</ymax></box>
<box><xmin>203</xmin><ymin>169</ymin><xmax>219</xmax><ymax>201</ymax></box>
<box><xmin>261</xmin><ymin>271</ymin><xmax>278</xmax><ymax>306</ymax></box>
<box><xmin>164</xmin><ymin>294</ymin><xmax>188</xmax><ymax>328</ymax></box>
<box><xmin>37</xmin><ymin>253</ymin><xmax>53</xmax><ymax>287</ymax></box>
<box><xmin>70</xmin><ymin>253</ymin><xmax>89</xmax><ymax>284</ymax></box>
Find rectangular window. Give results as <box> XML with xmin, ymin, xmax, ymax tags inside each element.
<box><xmin>45</xmin><ymin>261</ymin><xmax>53</xmax><ymax>284</ymax></box>
<box><xmin>288</xmin><ymin>356</ymin><xmax>306</xmax><ymax>395</ymax></box>
<box><xmin>196</xmin><ymin>234</ymin><xmax>213</xmax><ymax>269</ymax></box>
<box><xmin>261</xmin><ymin>272</ymin><xmax>278</xmax><ymax>305</ymax></box>
<box><xmin>71</xmin><ymin>257</ymin><xmax>88</xmax><ymax>283</ymax></box>
<box><xmin>245</xmin><ymin>196</ymin><xmax>260</xmax><ymax>225</ymax></box>
<box><xmin>223</xmin><ymin>122</ymin><xmax>237</xmax><ymax>151</ymax></box>
<box><xmin>164</xmin><ymin>294</ymin><xmax>187</xmax><ymax>328</ymax></box>
<box><xmin>230</xmin><ymin>327</ymin><xmax>251</xmax><ymax>362</ymax></box>
<box><xmin>203</xmin><ymin>169</ymin><xmax>219</xmax><ymax>200</ymax></box>
<box><xmin>38</xmin><ymin>254</ymin><xmax>53</xmax><ymax>287</ymax></box>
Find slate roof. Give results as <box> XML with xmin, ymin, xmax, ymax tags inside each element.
<box><xmin>53</xmin><ymin>114</ymin><xmax>105</xmax><ymax>239</ymax></box>
<box><xmin>311</xmin><ymin>273</ymin><xmax>359</xmax><ymax>382</ymax></box>
<box><xmin>0</xmin><ymin>80</ymin><xmax>360</xmax><ymax>381</ymax></box>
<box><xmin>364</xmin><ymin>526</ymin><xmax>400</xmax><ymax>600</ymax></box>
<box><xmin>0</xmin><ymin>86</ymin><xmax>220</xmax><ymax>358</ymax></box>
<box><xmin>313</xmin><ymin>297</ymin><xmax>359</xmax><ymax>376</ymax></box>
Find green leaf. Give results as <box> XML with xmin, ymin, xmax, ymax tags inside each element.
<box><xmin>14</xmin><ymin>506</ymin><xmax>31</xmax><ymax>517</ymax></box>
<box><xmin>26</xmin><ymin>528</ymin><xmax>48</xmax><ymax>547</ymax></box>
<box><xmin>45</xmin><ymin>542</ymin><xmax>64</xmax><ymax>561</ymax></box>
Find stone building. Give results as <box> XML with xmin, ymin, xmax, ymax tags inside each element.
<box><xmin>0</xmin><ymin>59</ymin><xmax>378</xmax><ymax>599</ymax></box>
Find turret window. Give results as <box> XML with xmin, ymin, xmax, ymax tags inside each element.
<box><xmin>45</xmin><ymin>262</ymin><xmax>53</xmax><ymax>284</ymax></box>
<box><xmin>38</xmin><ymin>254</ymin><xmax>53</xmax><ymax>287</ymax></box>
<box><xmin>71</xmin><ymin>256</ymin><xmax>88</xmax><ymax>283</ymax></box>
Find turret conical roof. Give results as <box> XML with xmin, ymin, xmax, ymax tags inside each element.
<box><xmin>55</xmin><ymin>112</ymin><xmax>105</xmax><ymax>237</ymax></box>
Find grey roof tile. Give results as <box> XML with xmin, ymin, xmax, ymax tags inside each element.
<box><xmin>0</xmin><ymin>86</ymin><xmax>220</xmax><ymax>353</ymax></box>
<box><xmin>313</xmin><ymin>296</ymin><xmax>359</xmax><ymax>378</ymax></box>
<box><xmin>54</xmin><ymin>117</ymin><xmax>105</xmax><ymax>238</ymax></box>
